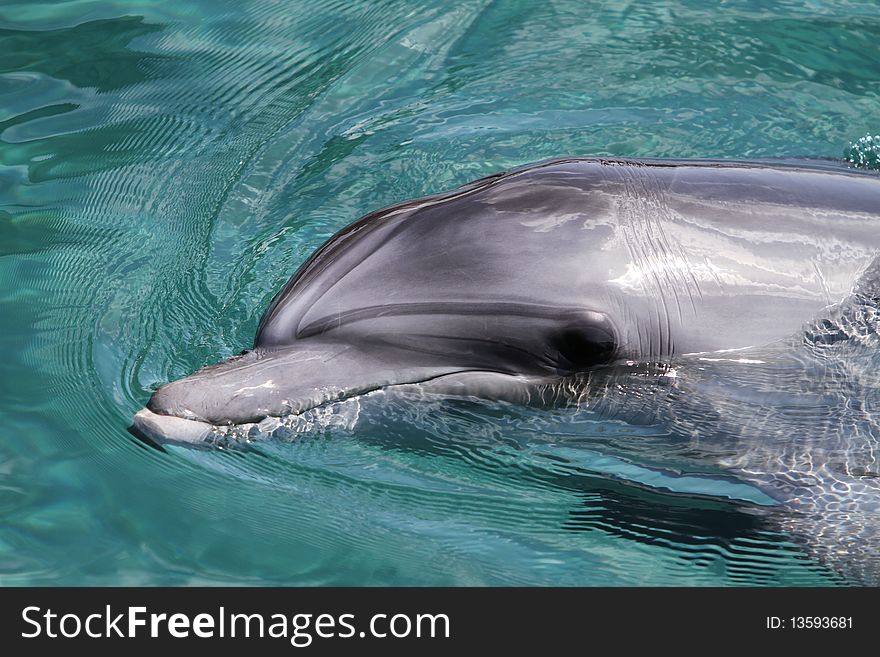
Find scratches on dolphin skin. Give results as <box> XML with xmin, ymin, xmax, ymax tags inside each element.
<box><xmin>610</xmin><ymin>163</ymin><xmax>704</xmax><ymax>359</ymax></box>
<box><xmin>812</xmin><ymin>258</ymin><xmax>833</xmax><ymax>307</ymax></box>
<box><xmin>702</xmin><ymin>256</ymin><xmax>728</xmax><ymax>294</ymax></box>
<box><xmin>234</xmin><ymin>380</ymin><xmax>277</xmax><ymax>394</ymax></box>
<box><xmin>697</xmin><ymin>357</ymin><xmax>766</xmax><ymax>364</ymax></box>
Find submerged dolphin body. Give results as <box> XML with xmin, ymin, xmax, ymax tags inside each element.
<box><xmin>133</xmin><ymin>157</ymin><xmax>880</xmax><ymax>581</ymax></box>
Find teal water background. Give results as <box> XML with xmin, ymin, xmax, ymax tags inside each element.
<box><xmin>1</xmin><ymin>0</ymin><xmax>879</xmax><ymax>585</ymax></box>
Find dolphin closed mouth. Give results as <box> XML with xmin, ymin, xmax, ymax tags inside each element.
<box><xmin>132</xmin><ymin>407</ymin><xmax>213</xmax><ymax>446</ymax></box>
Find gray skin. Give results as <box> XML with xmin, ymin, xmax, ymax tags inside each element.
<box><xmin>135</xmin><ymin>157</ymin><xmax>880</xmax><ymax>446</ymax></box>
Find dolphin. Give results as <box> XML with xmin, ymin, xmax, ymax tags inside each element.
<box><xmin>132</xmin><ymin>157</ymin><xmax>880</xmax><ymax>580</ymax></box>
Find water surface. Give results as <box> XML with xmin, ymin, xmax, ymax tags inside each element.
<box><xmin>1</xmin><ymin>0</ymin><xmax>879</xmax><ymax>585</ymax></box>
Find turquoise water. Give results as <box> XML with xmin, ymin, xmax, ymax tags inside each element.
<box><xmin>1</xmin><ymin>0</ymin><xmax>879</xmax><ymax>585</ymax></box>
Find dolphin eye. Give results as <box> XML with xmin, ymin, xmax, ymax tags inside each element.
<box><xmin>549</xmin><ymin>318</ymin><xmax>616</xmax><ymax>371</ymax></box>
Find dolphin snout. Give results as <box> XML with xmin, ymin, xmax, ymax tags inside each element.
<box><xmin>132</xmin><ymin>407</ymin><xmax>213</xmax><ymax>446</ymax></box>
<box><xmin>146</xmin><ymin>378</ymin><xmax>203</xmax><ymax>419</ymax></box>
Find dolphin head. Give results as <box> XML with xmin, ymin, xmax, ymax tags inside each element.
<box><xmin>132</xmin><ymin>162</ymin><xmax>630</xmax><ymax>446</ymax></box>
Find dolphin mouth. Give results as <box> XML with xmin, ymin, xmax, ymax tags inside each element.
<box><xmin>131</xmin><ymin>368</ymin><xmax>555</xmax><ymax>448</ymax></box>
<box><xmin>131</xmin><ymin>407</ymin><xmax>214</xmax><ymax>446</ymax></box>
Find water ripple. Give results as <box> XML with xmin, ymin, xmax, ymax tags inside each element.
<box><xmin>1</xmin><ymin>0</ymin><xmax>877</xmax><ymax>584</ymax></box>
